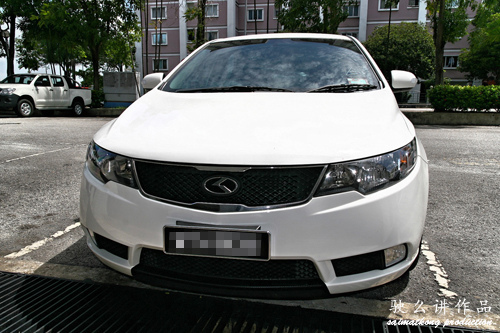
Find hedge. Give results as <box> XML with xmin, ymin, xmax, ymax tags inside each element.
<box><xmin>428</xmin><ymin>85</ymin><xmax>500</xmax><ymax>112</ymax></box>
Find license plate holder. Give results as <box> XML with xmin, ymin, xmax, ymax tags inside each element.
<box><xmin>163</xmin><ymin>225</ymin><xmax>270</xmax><ymax>261</ymax></box>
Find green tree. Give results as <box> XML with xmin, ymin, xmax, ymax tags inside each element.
<box><xmin>17</xmin><ymin>4</ymin><xmax>86</xmax><ymax>76</ymax></box>
<box><xmin>184</xmin><ymin>0</ymin><xmax>208</xmax><ymax>51</ymax></box>
<box><xmin>427</xmin><ymin>0</ymin><xmax>477</xmax><ymax>85</ymax></box>
<box><xmin>275</xmin><ymin>0</ymin><xmax>354</xmax><ymax>34</ymax></box>
<box><xmin>0</xmin><ymin>0</ymin><xmax>40</xmax><ymax>76</ymax></box>
<box><xmin>364</xmin><ymin>22</ymin><xmax>435</xmax><ymax>81</ymax></box>
<box><xmin>22</xmin><ymin>0</ymin><xmax>141</xmax><ymax>89</ymax></box>
<box><xmin>458</xmin><ymin>0</ymin><xmax>500</xmax><ymax>83</ymax></box>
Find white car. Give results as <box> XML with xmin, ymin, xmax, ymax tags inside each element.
<box><xmin>0</xmin><ymin>74</ymin><xmax>91</xmax><ymax>117</ymax></box>
<box><xmin>80</xmin><ymin>33</ymin><xmax>428</xmax><ymax>298</ymax></box>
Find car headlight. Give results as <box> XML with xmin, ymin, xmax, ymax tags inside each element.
<box><xmin>86</xmin><ymin>141</ymin><xmax>137</xmax><ymax>188</ymax></box>
<box><xmin>0</xmin><ymin>88</ymin><xmax>16</xmax><ymax>95</ymax></box>
<box><xmin>315</xmin><ymin>139</ymin><xmax>417</xmax><ymax>196</ymax></box>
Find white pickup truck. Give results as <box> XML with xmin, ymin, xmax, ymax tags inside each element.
<box><xmin>0</xmin><ymin>74</ymin><xmax>92</xmax><ymax>117</ymax></box>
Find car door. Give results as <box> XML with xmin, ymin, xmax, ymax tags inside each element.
<box><xmin>50</xmin><ymin>76</ymin><xmax>68</xmax><ymax>107</ymax></box>
<box><xmin>33</xmin><ymin>76</ymin><xmax>52</xmax><ymax>108</ymax></box>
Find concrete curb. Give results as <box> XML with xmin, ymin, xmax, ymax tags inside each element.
<box><xmin>87</xmin><ymin>108</ymin><xmax>500</xmax><ymax>126</ymax></box>
<box><xmin>402</xmin><ymin>111</ymin><xmax>500</xmax><ymax>126</ymax></box>
<box><xmin>86</xmin><ymin>108</ymin><xmax>125</xmax><ymax>117</ymax></box>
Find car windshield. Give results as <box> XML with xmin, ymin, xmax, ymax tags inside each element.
<box><xmin>1</xmin><ymin>75</ymin><xmax>36</xmax><ymax>84</ymax></box>
<box><xmin>163</xmin><ymin>38</ymin><xmax>380</xmax><ymax>93</ymax></box>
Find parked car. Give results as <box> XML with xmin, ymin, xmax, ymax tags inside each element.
<box><xmin>0</xmin><ymin>74</ymin><xmax>92</xmax><ymax>117</ymax></box>
<box><xmin>80</xmin><ymin>33</ymin><xmax>428</xmax><ymax>298</ymax></box>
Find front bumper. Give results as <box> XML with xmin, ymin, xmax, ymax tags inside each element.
<box><xmin>0</xmin><ymin>94</ymin><xmax>19</xmax><ymax>110</ymax></box>
<box><xmin>80</xmin><ymin>147</ymin><xmax>428</xmax><ymax>297</ymax></box>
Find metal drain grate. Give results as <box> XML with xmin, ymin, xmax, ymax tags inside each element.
<box><xmin>0</xmin><ymin>271</ymin><xmax>497</xmax><ymax>333</ymax></box>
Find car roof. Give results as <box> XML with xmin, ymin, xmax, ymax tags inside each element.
<box><xmin>206</xmin><ymin>33</ymin><xmax>353</xmax><ymax>44</ymax></box>
<box><xmin>11</xmin><ymin>73</ymin><xmax>62</xmax><ymax>77</ymax></box>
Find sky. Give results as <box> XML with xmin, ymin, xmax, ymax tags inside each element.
<box><xmin>0</xmin><ymin>58</ymin><xmax>27</xmax><ymax>79</ymax></box>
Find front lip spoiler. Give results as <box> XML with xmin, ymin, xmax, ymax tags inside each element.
<box><xmin>131</xmin><ymin>264</ymin><xmax>331</xmax><ymax>300</ymax></box>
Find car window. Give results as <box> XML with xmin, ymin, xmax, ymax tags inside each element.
<box><xmin>51</xmin><ymin>77</ymin><xmax>65</xmax><ymax>87</ymax></box>
<box><xmin>1</xmin><ymin>75</ymin><xmax>36</xmax><ymax>84</ymax></box>
<box><xmin>164</xmin><ymin>38</ymin><xmax>379</xmax><ymax>92</ymax></box>
<box><xmin>35</xmin><ymin>77</ymin><xmax>51</xmax><ymax>87</ymax></box>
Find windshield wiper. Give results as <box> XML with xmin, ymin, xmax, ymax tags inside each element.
<box><xmin>307</xmin><ymin>84</ymin><xmax>378</xmax><ymax>93</ymax></box>
<box><xmin>176</xmin><ymin>86</ymin><xmax>294</xmax><ymax>93</ymax></box>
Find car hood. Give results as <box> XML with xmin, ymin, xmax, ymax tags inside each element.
<box><xmin>94</xmin><ymin>89</ymin><xmax>415</xmax><ymax>165</ymax></box>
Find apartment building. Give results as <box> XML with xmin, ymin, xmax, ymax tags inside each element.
<box><xmin>138</xmin><ymin>0</ymin><xmax>474</xmax><ymax>84</ymax></box>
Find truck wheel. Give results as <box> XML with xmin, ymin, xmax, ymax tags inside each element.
<box><xmin>72</xmin><ymin>100</ymin><xmax>85</xmax><ymax>116</ymax></box>
<box><xmin>16</xmin><ymin>99</ymin><xmax>35</xmax><ymax>117</ymax></box>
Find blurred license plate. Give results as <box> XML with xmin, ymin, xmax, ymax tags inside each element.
<box><xmin>164</xmin><ymin>226</ymin><xmax>270</xmax><ymax>260</ymax></box>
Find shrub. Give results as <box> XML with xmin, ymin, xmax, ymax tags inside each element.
<box><xmin>428</xmin><ymin>85</ymin><xmax>500</xmax><ymax>112</ymax></box>
<box><xmin>91</xmin><ymin>90</ymin><xmax>105</xmax><ymax>108</ymax></box>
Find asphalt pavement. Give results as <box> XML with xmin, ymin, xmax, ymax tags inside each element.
<box><xmin>0</xmin><ymin>113</ymin><xmax>498</xmax><ymax>332</ymax></box>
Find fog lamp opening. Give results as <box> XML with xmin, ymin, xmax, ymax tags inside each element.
<box><xmin>384</xmin><ymin>244</ymin><xmax>407</xmax><ymax>267</ymax></box>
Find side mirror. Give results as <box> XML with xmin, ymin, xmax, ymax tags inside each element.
<box><xmin>391</xmin><ymin>70</ymin><xmax>418</xmax><ymax>92</ymax></box>
<box><xmin>142</xmin><ymin>73</ymin><xmax>165</xmax><ymax>91</ymax></box>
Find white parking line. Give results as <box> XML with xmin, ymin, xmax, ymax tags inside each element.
<box><xmin>421</xmin><ymin>240</ymin><xmax>458</xmax><ymax>298</ymax></box>
<box><xmin>4</xmin><ymin>222</ymin><xmax>81</xmax><ymax>259</ymax></box>
<box><xmin>1</xmin><ymin>147</ymin><xmax>74</xmax><ymax>164</ymax></box>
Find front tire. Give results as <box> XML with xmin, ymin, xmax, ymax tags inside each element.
<box><xmin>72</xmin><ymin>100</ymin><xmax>85</xmax><ymax>116</ymax></box>
<box><xmin>16</xmin><ymin>99</ymin><xmax>35</xmax><ymax>117</ymax></box>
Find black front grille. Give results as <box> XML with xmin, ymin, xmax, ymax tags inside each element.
<box><xmin>137</xmin><ymin>248</ymin><xmax>322</xmax><ymax>287</ymax></box>
<box><xmin>332</xmin><ymin>251</ymin><xmax>385</xmax><ymax>277</ymax></box>
<box><xmin>134</xmin><ymin>162</ymin><xmax>323</xmax><ymax>207</ymax></box>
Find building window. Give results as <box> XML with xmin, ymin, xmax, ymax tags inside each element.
<box><xmin>187</xmin><ymin>28</ymin><xmax>196</xmax><ymax>43</ymax></box>
<box><xmin>379</xmin><ymin>0</ymin><xmax>399</xmax><ymax>10</ymax></box>
<box><xmin>152</xmin><ymin>33</ymin><xmax>168</xmax><ymax>45</ymax></box>
<box><xmin>342</xmin><ymin>32</ymin><xmax>358</xmax><ymax>38</ymax></box>
<box><xmin>153</xmin><ymin>59</ymin><xmax>168</xmax><ymax>71</ymax></box>
<box><xmin>344</xmin><ymin>3</ymin><xmax>359</xmax><ymax>17</ymax></box>
<box><xmin>274</xmin><ymin>7</ymin><xmax>280</xmax><ymax>19</ymax></box>
<box><xmin>205</xmin><ymin>4</ymin><xmax>219</xmax><ymax>17</ymax></box>
<box><xmin>408</xmin><ymin>0</ymin><xmax>419</xmax><ymax>7</ymax></box>
<box><xmin>444</xmin><ymin>56</ymin><xmax>459</xmax><ymax>69</ymax></box>
<box><xmin>151</xmin><ymin>7</ymin><xmax>166</xmax><ymax>19</ymax></box>
<box><xmin>248</xmin><ymin>8</ymin><xmax>264</xmax><ymax>21</ymax></box>
<box><xmin>206</xmin><ymin>30</ymin><xmax>218</xmax><ymax>41</ymax></box>
<box><xmin>187</xmin><ymin>29</ymin><xmax>217</xmax><ymax>42</ymax></box>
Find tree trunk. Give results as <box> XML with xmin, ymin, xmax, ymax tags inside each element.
<box><xmin>322</xmin><ymin>6</ymin><xmax>328</xmax><ymax>33</ymax></box>
<box><xmin>144</xmin><ymin>0</ymin><xmax>149</xmax><ymax>75</ymax></box>
<box><xmin>386</xmin><ymin>6</ymin><xmax>392</xmax><ymax>58</ymax></box>
<box><xmin>92</xmin><ymin>49</ymin><xmax>100</xmax><ymax>90</ymax></box>
<box><xmin>434</xmin><ymin>0</ymin><xmax>446</xmax><ymax>85</ymax></box>
<box><xmin>196</xmin><ymin>0</ymin><xmax>206</xmax><ymax>47</ymax></box>
<box><xmin>254</xmin><ymin>0</ymin><xmax>257</xmax><ymax>34</ymax></box>
<box><xmin>267</xmin><ymin>0</ymin><xmax>270</xmax><ymax>33</ymax></box>
<box><xmin>7</xmin><ymin>14</ymin><xmax>16</xmax><ymax>77</ymax></box>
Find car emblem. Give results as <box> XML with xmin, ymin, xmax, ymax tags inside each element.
<box><xmin>203</xmin><ymin>176</ymin><xmax>239</xmax><ymax>195</ymax></box>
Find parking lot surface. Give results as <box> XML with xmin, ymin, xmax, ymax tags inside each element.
<box><xmin>0</xmin><ymin>116</ymin><xmax>498</xmax><ymax>331</ymax></box>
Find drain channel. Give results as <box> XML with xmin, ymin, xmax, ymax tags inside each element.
<box><xmin>0</xmin><ymin>271</ymin><xmax>497</xmax><ymax>333</ymax></box>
